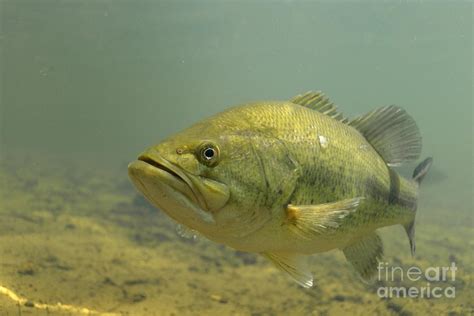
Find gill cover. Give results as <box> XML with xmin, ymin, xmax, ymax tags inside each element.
<box><xmin>186</xmin><ymin>173</ymin><xmax>230</xmax><ymax>212</ymax></box>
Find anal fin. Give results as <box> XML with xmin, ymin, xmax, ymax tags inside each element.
<box><xmin>262</xmin><ymin>252</ymin><xmax>313</xmax><ymax>288</ymax></box>
<box><xmin>342</xmin><ymin>232</ymin><xmax>384</xmax><ymax>281</ymax></box>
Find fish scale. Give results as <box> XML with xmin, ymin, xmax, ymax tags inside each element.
<box><xmin>221</xmin><ymin>102</ymin><xmax>412</xmax><ymax>248</ymax></box>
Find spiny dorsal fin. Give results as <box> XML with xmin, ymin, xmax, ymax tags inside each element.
<box><xmin>290</xmin><ymin>91</ymin><xmax>348</xmax><ymax>123</ymax></box>
<box><xmin>349</xmin><ymin>105</ymin><xmax>422</xmax><ymax>166</ymax></box>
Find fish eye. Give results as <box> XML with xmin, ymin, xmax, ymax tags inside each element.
<box><xmin>198</xmin><ymin>142</ymin><xmax>220</xmax><ymax>167</ymax></box>
<box><xmin>203</xmin><ymin>148</ymin><xmax>215</xmax><ymax>160</ymax></box>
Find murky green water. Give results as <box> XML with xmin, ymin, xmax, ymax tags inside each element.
<box><xmin>0</xmin><ymin>1</ymin><xmax>472</xmax><ymax>315</ymax></box>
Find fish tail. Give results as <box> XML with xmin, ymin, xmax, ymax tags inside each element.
<box><xmin>412</xmin><ymin>157</ymin><xmax>433</xmax><ymax>185</ymax></box>
<box><xmin>403</xmin><ymin>157</ymin><xmax>433</xmax><ymax>256</ymax></box>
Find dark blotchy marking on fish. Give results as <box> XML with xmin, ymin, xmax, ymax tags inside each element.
<box><xmin>388</xmin><ymin>168</ymin><xmax>401</xmax><ymax>204</ymax></box>
<box><xmin>250</xmin><ymin>139</ymin><xmax>270</xmax><ymax>207</ymax></box>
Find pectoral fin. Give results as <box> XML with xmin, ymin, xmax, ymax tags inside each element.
<box><xmin>286</xmin><ymin>197</ymin><xmax>364</xmax><ymax>240</ymax></box>
<box><xmin>342</xmin><ymin>232</ymin><xmax>384</xmax><ymax>281</ymax></box>
<box><xmin>262</xmin><ymin>252</ymin><xmax>313</xmax><ymax>288</ymax></box>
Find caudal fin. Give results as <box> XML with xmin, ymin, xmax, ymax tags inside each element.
<box><xmin>413</xmin><ymin>157</ymin><xmax>433</xmax><ymax>184</ymax></box>
<box><xmin>403</xmin><ymin>157</ymin><xmax>433</xmax><ymax>256</ymax></box>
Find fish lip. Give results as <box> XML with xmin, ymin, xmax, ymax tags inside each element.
<box><xmin>136</xmin><ymin>153</ymin><xmax>207</xmax><ymax>210</ymax></box>
<box><xmin>138</xmin><ymin>155</ymin><xmax>185</xmax><ymax>184</ymax></box>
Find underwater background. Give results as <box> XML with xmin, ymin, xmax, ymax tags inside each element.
<box><xmin>0</xmin><ymin>1</ymin><xmax>472</xmax><ymax>315</ymax></box>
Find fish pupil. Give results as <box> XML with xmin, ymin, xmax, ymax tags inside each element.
<box><xmin>204</xmin><ymin>148</ymin><xmax>215</xmax><ymax>160</ymax></box>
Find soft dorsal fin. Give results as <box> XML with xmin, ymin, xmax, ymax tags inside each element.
<box><xmin>290</xmin><ymin>91</ymin><xmax>348</xmax><ymax>123</ymax></box>
<box><xmin>349</xmin><ymin>105</ymin><xmax>422</xmax><ymax>166</ymax></box>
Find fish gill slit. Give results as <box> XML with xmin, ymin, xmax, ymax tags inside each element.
<box><xmin>250</xmin><ymin>140</ymin><xmax>270</xmax><ymax>206</ymax></box>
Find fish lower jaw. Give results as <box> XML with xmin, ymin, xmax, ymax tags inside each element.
<box><xmin>128</xmin><ymin>160</ymin><xmax>215</xmax><ymax>227</ymax></box>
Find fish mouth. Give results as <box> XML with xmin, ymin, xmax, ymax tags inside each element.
<box><xmin>129</xmin><ymin>151</ymin><xmax>230</xmax><ymax>220</ymax></box>
<box><xmin>134</xmin><ymin>154</ymin><xmax>207</xmax><ymax>210</ymax></box>
<box><xmin>138</xmin><ymin>156</ymin><xmax>186</xmax><ymax>184</ymax></box>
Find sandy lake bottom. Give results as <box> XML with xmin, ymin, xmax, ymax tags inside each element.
<box><xmin>0</xmin><ymin>154</ymin><xmax>472</xmax><ymax>315</ymax></box>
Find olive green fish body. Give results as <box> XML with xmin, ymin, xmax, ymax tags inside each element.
<box><xmin>128</xmin><ymin>91</ymin><xmax>432</xmax><ymax>287</ymax></box>
<box><xmin>198</xmin><ymin>102</ymin><xmax>417</xmax><ymax>253</ymax></box>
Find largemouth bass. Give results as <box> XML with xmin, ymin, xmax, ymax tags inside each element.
<box><xmin>128</xmin><ymin>91</ymin><xmax>432</xmax><ymax>287</ymax></box>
